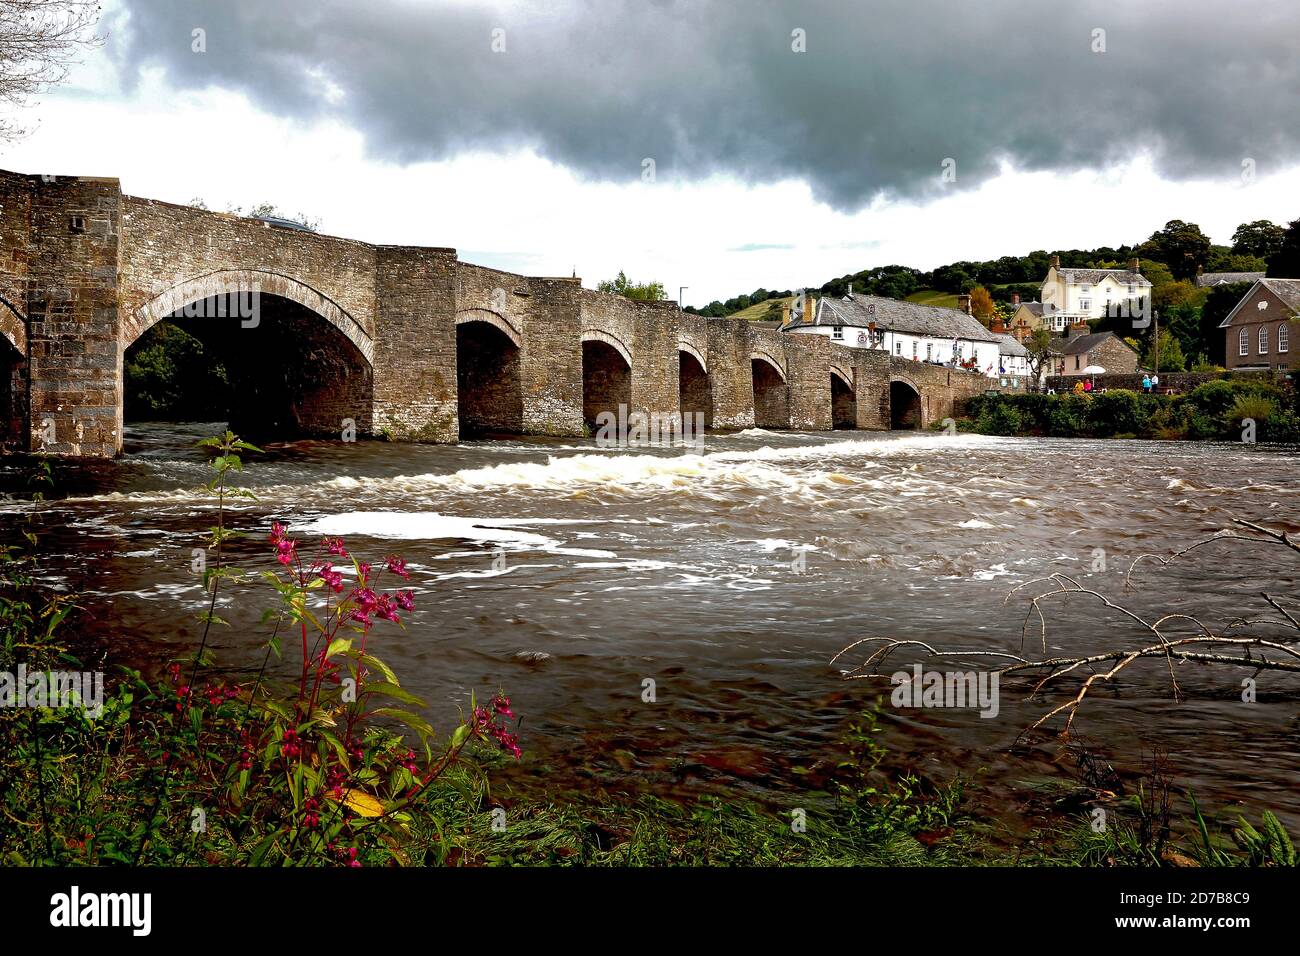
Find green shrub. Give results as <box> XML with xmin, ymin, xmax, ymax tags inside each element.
<box><xmin>1048</xmin><ymin>394</ymin><xmax>1091</xmax><ymax>437</ymax></box>
<box><xmin>975</xmin><ymin>401</ymin><xmax>1025</xmax><ymax>436</ymax></box>
<box><xmin>1089</xmin><ymin>389</ymin><xmax>1142</xmax><ymax>436</ymax></box>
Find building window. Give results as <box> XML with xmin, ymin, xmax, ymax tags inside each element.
<box><xmin>1239</xmin><ymin>327</ymin><xmax>1249</xmax><ymax>356</ymax></box>
<box><xmin>926</xmin><ymin>342</ymin><xmax>933</xmax><ymax>360</ymax></box>
<box><xmin>912</xmin><ymin>340</ymin><xmax>918</xmax><ymax>360</ymax></box>
<box><xmin>1081</xmin><ymin>284</ymin><xmax>1091</xmax><ymax>293</ymax></box>
<box><xmin>1128</xmin><ymin>284</ymin><xmax>1135</xmax><ymax>294</ymax></box>
<box><xmin>1074</xmin><ymin>355</ymin><xmax>1081</xmax><ymax>370</ymax></box>
<box><xmin>1279</xmin><ymin>323</ymin><xmax>1289</xmax><ymax>353</ymax></box>
<box><xmin>894</xmin><ymin>340</ymin><xmax>901</xmax><ymax>356</ymax></box>
<box><xmin>1259</xmin><ymin>325</ymin><xmax>1269</xmax><ymax>354</ymax></box>
<box><xmin>831</xmin><ymin>325</ymin><xmax>843</xmax><ymax>340</ymax></box>
<box><xmin>1080</xmin><ymin>299</ymin><xmax>1091</xmax><ymax>311</ymax></box>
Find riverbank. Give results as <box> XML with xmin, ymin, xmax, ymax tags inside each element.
<box><xmin>954</xmin><ymin>378</ymin><xmax>1300</xmax><ymax>442</ymax></box>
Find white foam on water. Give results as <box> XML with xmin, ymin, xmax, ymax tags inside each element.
<box><xmin>294</xmin><ymin>511</ymin><xmax>619</xmax><ymax>558</ymax></box>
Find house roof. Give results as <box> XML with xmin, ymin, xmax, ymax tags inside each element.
<box><xmin>992</xmin><ymin>332</ymin><xmax>1028</xmax><ymax>356</ymax></box>
<box><xmin>1059</xmin><ymin>331</ymin><xmax>1135</xmax><ymax>356</ymax></box>
<box><xmin>1196</xmin><ymin>271</ymin><xmax>1265</xmax><ymax>287</ymax></box>
<box><xmin>794</xmin><ymin>294</ymin><xmax>1000</xmax><ymax>342</ymax></box>
<box><xmin>1014</xmin><ymin>301</ymin><xmax>1045</xmax><ymax>317</ymax></box>
<box><xmin>1217</xmin><ymin>277</ymin><xmax>1300</xmax><ymax>328</ymax></box>
<box><xmin>1053</xmin><ymin>267</ymin><xmax>1151</xmax><ymax>286</ymax></box>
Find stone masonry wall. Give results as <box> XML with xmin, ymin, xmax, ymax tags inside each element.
<box><xmin>119</xmin><ymin>196</ymin><xmax>378</xmax><ymax>346</ymax></box>
<box><xmin>26</xmin><ymin>176</ymin><xmax>122</xmax><ymax>456</ymax></box>
<box><xmin>375</xmin><ymin>246</ymin><xmax>459</xmax><ymax>441</ymax></box>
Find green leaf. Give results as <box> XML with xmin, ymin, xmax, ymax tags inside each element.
<box><xmin>371</xmin><ymin>707</ymin><xmax>436</xmax><ymax>740</ymax></box>
<box><xmin>360</xmin><ymin>681</ymin><xmax>425</xmax><ymax>706</ymax></box>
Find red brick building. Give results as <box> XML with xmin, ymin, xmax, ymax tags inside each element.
<box><xmin>1218</xmin><ymin>278</ymin><xmax>1300</xmax><ymax>371</ymax></box>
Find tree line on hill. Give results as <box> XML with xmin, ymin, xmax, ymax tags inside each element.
<box><xmin>677</xmin><ymin>216</ymin><xmax>1300</xmax><ymax>373</ymax></box>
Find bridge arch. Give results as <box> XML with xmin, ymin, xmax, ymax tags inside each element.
<box><xmin>455</xmin><ymin>308</ymin><xmax>522</xmax><ymax>349</ymax></box>
<box><xmin>456</xmin><ymin>311</ymin><xmax>524</xmax><ymax>436</ymax></box>
<box><xmin>582</xmin><ymin>328</ymin><xmax>632</xmax><ymax>429</ymax></box>
<box><xmin>750</xmin><ymin>350</ymin><xmax>786</xmax><ymax>381</ymax></box>
<box><xmin>123</xmin><ymin>269</ymin><xmax>374</xmax><ymax>440</ymax></box>
<box><xmin>889</xmin><ymin>376</ymin><xmax>924</xmax><ymax>430</ymax></box>
<box><xmin>677</xmin><ymin>337</ymin><xmax>707</xmax><ymax>374</ymax></box>
<box><xmin>127</xmin><ymin>269</ymin><xmax>373</xmax><ymax>363</ymax></box>
<box><xmin>0</xmin><ymin>296</ymin><xmax>26</xmax><ymax>450</ymax></box>
<box><xmin>751</xmin><ymin>353</ymin><xmax>789</xmax><ymax>429</ymax></box>
<box><xmin>581</xmin><ymin>328</ymin><xmax>633</xmax><ymax>368</ymax></box>
<box><xmin>678</xmin><ymin>340</ymin><xmax>711</xmax><ymax>429</ymax></box>
<box><xmin>831</xmin><ymin>366</ymin><xmax>856</xmax><ymax>429</ymax></box>
<box><xmin>0</xmin><ymin>295</ymin><xmax>27</xmax><ymax>355</ymax></box>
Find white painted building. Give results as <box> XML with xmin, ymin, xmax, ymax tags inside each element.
<box><xmin>991</xmin><ymin>332</ymin><xmax>1031</xmax><ymax>378</ymax></box>
<box><xmin>782</xmin><ymin>292</ymin><xmax>1003</xmax><ymax>377</ymax></box>
<box><xmin>1039</xmin><ymin>256</ymin><xmax>1152</xmax><ymax>332</ymax></box>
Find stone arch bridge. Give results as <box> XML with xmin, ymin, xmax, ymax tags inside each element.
<box><xmin>0</xmin><ymin>171</ymin><xmax>998</xmax><ymax>456</ymax></box>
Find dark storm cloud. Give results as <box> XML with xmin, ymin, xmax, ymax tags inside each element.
<box><xmin>109</xmin><ymin>0</ymin><xmax>1300</xmax><ymax>209</ymax></box>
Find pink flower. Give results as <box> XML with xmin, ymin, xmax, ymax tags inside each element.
<box><xmin>385</xmin><ymin>556</ymin><xmax>410</xmax><ymax>580</ymax></box>
<box><xmin>375</xmin><ymin>593</ymin><xmax>400</xmax><ymax>623</ymax></box>
<box><xmin>396</xmin><ymin>589</ymin><xmax>415</xmax><ymax>612</ymax></box>
<box><xmin>325</xmin><ymin>537</ymin><xmax>348</xmax><ymax>557</ymax></box>
<box><xmin>316</xmin><ymin>563</ymin><xmax>345</xmax><ymax>593</ymax></box>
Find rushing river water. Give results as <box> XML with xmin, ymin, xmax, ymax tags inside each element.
<box><xmin>4</xmin><ymin>424</ymin><xmax>1299</xmax><ymax>832</ymax></box>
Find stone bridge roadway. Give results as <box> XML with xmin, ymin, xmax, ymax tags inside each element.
<box><xmin>0</xmin><ymin>170</ymin><xmax>998</xmax><ymax>456</ymax></box>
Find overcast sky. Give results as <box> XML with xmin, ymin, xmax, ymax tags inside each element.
<box><xmin>3</xmin><ymin>0</ymin><xmax>1298</xmax><ymax>305</ymax></box>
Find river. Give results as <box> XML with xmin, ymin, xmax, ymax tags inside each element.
<box><xmin>4</xmin><ymin>423</ymin><xmax>1298</xmax><ymax>833</ymax></box>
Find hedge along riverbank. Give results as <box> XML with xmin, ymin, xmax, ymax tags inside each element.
<box><xmin>956</xmin><ymin>379</ymin><xmax>1300</xmax><ymax>442</ymax></box>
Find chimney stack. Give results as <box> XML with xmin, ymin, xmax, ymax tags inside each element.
<box><xmin>1011</xmin><ymin>292</ymin><xmax>1021</xmax><ymax>306</ymax></box>
<box><xmin>1128</xmin><ymin>257</ymin><xmax>1140</xmax><ymax>273</ymax></box>
<box><xmin>957</xmin><ymin>293</ymin><xmax>972</xmax><ymax>315</ymax></box>
<box><xmin>1050</xmin><ymin>255</ymin><xmax>1061</xmax><ymax>270</ymax></box>
<box><xmin>1195</xmin><ymin>264</ymin><xmax>1203</xmax><ymax>276</ymax></box>
<box><xmin>1067</xmin><ymin>321</ymin><xmax>1089</xmax><ymax>341</ymax></box>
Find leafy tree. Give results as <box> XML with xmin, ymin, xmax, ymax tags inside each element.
<box><xmin>1024</xmin><ymin>327</ymin><xmax>1056</xmax><ymax>390</ymax></box>
<box><xmin>1200</xmin><ymin>281</ymin><xmax>1255</xmax><ymax>365</ymax></box>
<box><xmin>597</xmin><ymin>271</ymin><xmax>666</xmax><ymax>301</ymax></box>
<box><xmin>1141</xmin><ymin>220</ymin><xmax>1212</xmax><ymax>280</ymax></box>
<box><xmin>1143</xmin><ymin>329</ymin><xmax>1186</xmax><ymax>373</ymax></box>
<box><xmin>1153</xmin><ymin>278</ymin><xmax>1205</xmax><ymax>312</ymax></box>
<box><xmin>1232</xmin><ymin>220</ymin><xmax>1285</xmax><ymax>260</ymax></box>
<box><xmin>968</xmin><ymin>286</ymin><xmax>995</xmax><ymax>322</ymax></box>
<box><xmin>1266</xmin><ymin>219</ymin><xmax>1300</xmax><ymax>278</ymax></box>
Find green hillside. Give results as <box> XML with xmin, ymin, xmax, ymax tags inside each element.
<box><xmin>904</xmin><ymin>289</ymin><xmax>960</xmax><ymax>309</ymax></box>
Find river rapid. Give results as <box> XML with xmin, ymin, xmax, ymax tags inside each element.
<box><xmin>4</xmin><ymin>424</ymin><xmax>1298</xmax><ymax>832</ymax></box>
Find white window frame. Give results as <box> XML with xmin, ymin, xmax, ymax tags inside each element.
<box><xmin>1279</xmin><ymin>323</ymin><xmax>1289</xmax><ymax>353</ymax></box>
<box><xmin>1259</xmin><ymin>325</ymin><xmax>1269</xmax><ymax>354</ymax></box>
<box><xmin>926</xmin><ymin>342</ymin><xmax>933</xmax><ymax>360</ymax></box>
<box><xmin>1239</xmin><ymin>327</ymin><xmax>1249</xmax><ymax>357</ymax></box>
<box><xmin>1080</xmin><ymin>299</ymin><xmax>1091</xmax><ymax>311</ymax></box>
<box><xmin>894</xmin><ymin>339</ymin><xmax>901</xmax><ymax>356</ymax></box>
